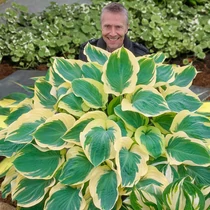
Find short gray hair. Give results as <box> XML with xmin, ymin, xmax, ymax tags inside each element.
<box><xmin>101</xmin><ymin>2</ymin><xmax>129</xmax><ymax>25</ymax></box>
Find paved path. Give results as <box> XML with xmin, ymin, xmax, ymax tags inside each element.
<box><xmin>0</xmin><ymin>70</ymin><xmax>47</xmax><ymax>99</ymax></box>
<box><xmin>0</xmin><ymin>0</ymin><xmax>91</xmax><ymax>13</ymax></box>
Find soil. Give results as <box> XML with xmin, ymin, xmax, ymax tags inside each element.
<box><xmin>0</xmin><ymin>61</ymin><xmax>48</xmax><ymax>80</ymax></box>
<box><xmin>0</xmin><ymin>53</ymin><xmax>210</xmax><ymax>208</ymax></box>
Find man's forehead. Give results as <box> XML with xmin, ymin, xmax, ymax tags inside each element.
<box><xmin>101</xmin><ymin>12</ymin><xmax>127</xmax><ymax>24</ymax></box>
<box><xmin>103</xmin><ymin>23</ymin><xmax>124</xmax><ymax>27</ymax></box>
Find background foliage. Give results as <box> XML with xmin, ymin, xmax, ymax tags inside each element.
<box><xmin>0</xmin><ymin>0</ymin><xmax>210</xmax><ymax>68</ymax></box>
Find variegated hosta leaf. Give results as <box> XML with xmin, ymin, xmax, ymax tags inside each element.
<box><xmin>72</xmin><ymin>78</ymin><xmax>108</xmax><ymax>109</ymax></box>
<box><xmin>149</xmin><ymin>157</ymin><xmax>179</xmax><ymax>183</ymax></box>
<box><xmin>0</xmin><ymin>139</ymin><xmax>25</xmax><ymax>157</ymax></box>
<box><xmin>0</xmin><ymin>127</ymin><xmax>7</xmax><ymax>141</ymax></box>
<box><xmin>0</xmin><ymin>106</ymin><xmax>10</xmax><ymax>116</ymax></box>
<box><xmin>11</xmin><ymin>175</ymin><xmax>55</xmax><ymax>208</ymax></box>
<box><xmin>202</xmin><ymin>186</ymin><xmax>210</xmax><ymax>210</ymax></box>
<box><xmin>149</xmin><ymin>52</ymin><xmax>166</xmax><ymax>64</ymax></box>
<box><xmin>0</xmin><ymin>115</ymin><xmax>7</xmax><ymax>129</ymax></box>
<box><xmin>80</xmin><ymin>119</ymin><xmax>121</xmax><ymax>166</ymax></box>
<box><xmin>10</xmin><ymin>97</ymin><xmax>32</xmax><ymax>108</ymax></box>
<box><xmin>112</xmin><ymin>118</ymin><xmax>133</xmax><ymax>137</ymax></box>
<box><xmin>84</xmin><ymin>199</ymin><xmax>99</xmax><ymax>210</ymax></box>
<box><xmin>165</xmin><ymin>134</ymin><xmax>210</xmax><ymax>166</ymax></box>
<box><xmin>114</xmin><ymin>196</ymin><xmax>123</xmax><ymax>210</ymax></box>
<box><xmin>47</xmin><ymin>66</ymin><xmax>66</xmax><ymax>88</ymax></box>
<box><xmin>19</xmin><ymin>197</ymin><xmax>46</xmax><ymax>210</ymax></box>
<box><xmin>115</xmin><ymin>137</ymin><xmax>148</xmax><ymax>187</ymax></box>
<box><xmin>0</xmin><ymin>93</ymin><xmax>28</xmax><ymax>108</ymax></box>
<box><xmin>1</xmin><ymin>167</ymin><xmax>17</xmax><ymax>199</ymax></box>
<box><xmin>59</xmin><ymin>146</ymin><xmax>94</xmax><ymax>185</ymax></box>
<box><xmin>134</xmin><ymin>126</ymin><xmax>165</xmax><ymax>158</ymax></box>
<box><xmin>170</xmin><ymin>65</ymin><xmax>197</xmax><ymax>87</ymax></box>
<box><xmin>151</xmin><ymin>112</ymin><xmax>176</xmax><ymax>134</ymax></box>
<box><xmin>107</xmin><ymin>96</ymin><xmax>121</xmax><ymax>116</ymax></box>
<box><xmin>79</xmin><ymin>110</ymin><xmax>108</xmax><ymax>121</ymax></box>
<box><xmin>163</xmin><ymin>178</ymin><xmax>205</xmax><ymax>210</ymax></box>
<box><xmin>170</xmin><ymin>110</ymin><xmax>210</xmax><ymax>142</ymax></box>
<box><xmin>83</xmin><ymin>187</ymin><xmax>99</xmax><ymax>210</ymax></box>
<box><xmin>163</xmin><ymin>179</ymin><xmax>187</xmax><ymax>209</ymax></box>
<box><xmin>57</xmin><ymin>91</ymin><xmax>89</xmax><ymax>117</ymax></box>
<box><xmin>0</xmin><ymin>129</ymin><xmax>25</xmax><ymax>157</ymax></box>
<box><xmin>4</xmin><ymin>105</ymin><xmax>32</xmax><ymax>126</ymax></box>
<box><xmin>134</xmin><ymin>166</ymin><xmax>169</xmax><ymax>209</ymax></box>
<box><xmin>122</xmin><ymin>86</ymin><xmax>169</xmax><ymax>117</ymax></box>
<box><xmin>62</xmin><ymin>119</ymin><xmax>92</xmax><ymax>144</ymax></box>
<box><xmin>155</xmin><ymin>64</ymin><xmax>175</xmax><ymax>86</ymax></box>
<box><xmin>56</xmin><ymin>82</ymin><xmax>71</xmax><ymax>100</ymax></box>
<box><xmin>204</xmin><ymin>186</ymin><xmax>210</xmax><ymax>198</ymax></box>
<box><xmin>102</xmin><ymin>47</ymin><xmax>139</xmax><ymax>96</ymax></box>
<box><xmin>53</xmin><ymin>57</ymin><xmax>83</xmax><ymax>82</ymax></box>
<box><xmin>178</xmin><ymin>165</ymin><xmax>210</xmax><ymax>186</ymax></box>
<box><xmin>33</xmin><ymin>79</ymin><xmax>57</xmax><ymax>109</ymax></box>
<box><xmin>63</xmin><ymin>111</ymin><xmax>107</xmax><ymax>144</ymax></box>
<box><xmin>196</xmin><ymin>101</ymin><xmax>210</xmax><ymax>117</ymax></box>
<box><xmin>0</xmin><ymin>156</ymin><xmax>16</xmax><ymax>177</ymax></box>
<box><xmin>13</xmin><ymin>144</ymin><xmax>64</xmax><ymax>179</ymax></box>
<box><xmin>137</xmin><ymin>57</ymin><xmax>156</xmax><ymax>86</ymax></box>
<box><xmin>129</xmin><ymin>187</ymin><xmax>152</xmax><ymax>210</ymax></box>
<box><xmin>5</xmin><ymin>109</ymin><xmax>54</xmax><ymax>144</ymax></box>
<box><xmin>82</xmin><ymin>62</ymin><xmax>103</xmax><ymax>82</ymax></box>
<box><xmin>137</xmin><ymin>165</ymin><xmax>169</xmax><ymax>191</ymax></box>
<box><xmin>45</xmin><ymin>183</ymin><xmax>85</xmax><ymax>210</ymax></box>
<box><xmin>114</xmin><ymin>104</ymin><xmax>149</xmax><ymax>132</ymax></box>
<box><xmin>89</xmin><ymin>165</ymin><xmax>120</xmax><ymax>210</ymax></box>
<box><xmin>159</xmin><ymin>164</ymin><xmax>179</xmax><ymax>184</ymax></box>
<box><xmin>34</xmin><ymin>113</ymin><xmax>75</xmax><ymax>150</ymax></box>
<box><xmin>0</xmin><ymin>98</ymin><xmax>32</xmax><ymax>127</ymax></box>
<box><xmin>163</xmin><ymin>86</ymin><xmax>202</xmax><ymax>112</ymax></box>
<box><xmin>84</xmin><ymin>42</ymin><xmax>110</xmax><ymax>65</ymax></box>
<box><xmin>85</xmin><ymin>186</ymin><xmax>125</xmax><ymax>210</ymax></box>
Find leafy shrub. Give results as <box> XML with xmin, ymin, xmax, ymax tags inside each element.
<box><xmin>0</xmin><ymin>2</ymin><xmax>102</xmax><ymax>68</ymax></box>
<box><xmin>0</xmin><ymin>0</ymin><xmax>210</xmax><ymax>68</ymax></box>
<box><xmin>152</xmin><ymin>0</ymin><xmax>209</xmax><ymax>6</ymax></box>
<box><xmin>118</xmin><ymin>0</ymin><xmax>210</xmax><ymax>59</ymax></box>
<box><xmin>0</xmin><ymin>45</ymin><xmax>209</xmax><ymax>209</ymax></box>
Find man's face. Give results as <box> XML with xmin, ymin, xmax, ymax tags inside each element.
<box><xmin>101</xmin><ymin>11</ymin><xmax>128</xmax><ymax>52</ymax></box>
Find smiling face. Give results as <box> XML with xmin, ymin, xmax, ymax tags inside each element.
<box><xmin>101</xmin><ymin>11</ymin><xmax>128</xmax><ymax>52</ymax></box>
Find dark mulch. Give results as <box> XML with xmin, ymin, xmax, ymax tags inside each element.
<box><xmin>0</xmin><ymin>61</ymin><xmax>48</xmax><ymax>80</ymax></box>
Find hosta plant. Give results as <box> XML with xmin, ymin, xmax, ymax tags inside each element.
<box><xmin>0</xmin><ymin>44</ymin><xmax>210</xmax><ymax>210</ymax></box>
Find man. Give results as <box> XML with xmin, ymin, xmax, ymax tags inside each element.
<box><xmin>79</xmin><ymin>2</ymin><xmax>149</xmax><ymax>61</ymax></box>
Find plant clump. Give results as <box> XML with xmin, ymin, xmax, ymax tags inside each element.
<box><xmin>0</xmin><ymin>44</ymin><xmax>210</xmax><ymax>209</ymax></box>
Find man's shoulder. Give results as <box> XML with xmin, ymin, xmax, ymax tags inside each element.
<box><xmin>80</xmin><ymin>38</ymin><xmax>99</xmax><ymax>49</ymax></box>
<box><xmin>132</xmin><ymin>41</ymin><xmax>149</xmax><ymax>56</ymax></box>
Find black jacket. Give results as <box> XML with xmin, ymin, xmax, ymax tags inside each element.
<box><xmin>79</xmin><ymin>35</ymin><xmax>149</xmax><ymax>62</ymax></box>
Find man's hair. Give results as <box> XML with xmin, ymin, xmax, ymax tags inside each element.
<box><xmin>101</xmin><ymin>2</ymin><xmax>129</xmax><ymax>25</ymax></box>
